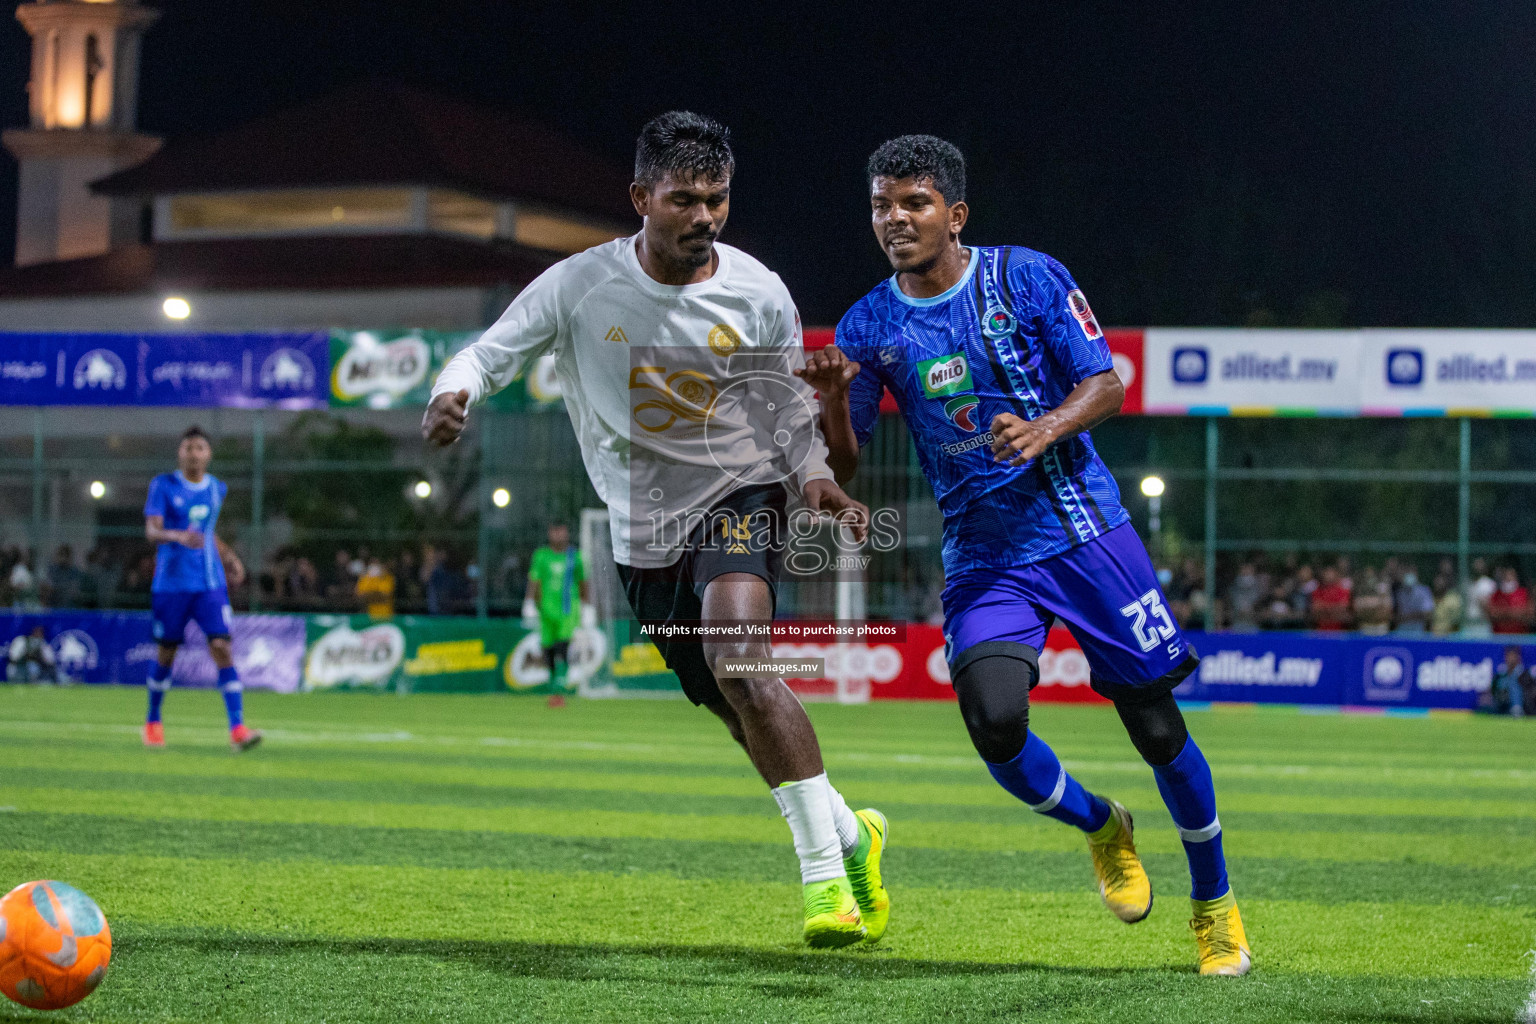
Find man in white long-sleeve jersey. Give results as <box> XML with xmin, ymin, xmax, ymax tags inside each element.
<box><xmin>423</xmin><ymin>111</ymin><xmax>891</xmax><ymax>948</ymax></box>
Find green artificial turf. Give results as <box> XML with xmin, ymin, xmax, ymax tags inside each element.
<box><xmin>1</xmin><ymin>686</ymin><xmax>1533</xmax><ymax>1023</ymax></box>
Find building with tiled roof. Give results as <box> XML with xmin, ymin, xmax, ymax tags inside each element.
<box><xmin>0</xmin><ymin>1</ymin><xmax>633</xmax><ymax>331</ymax></box>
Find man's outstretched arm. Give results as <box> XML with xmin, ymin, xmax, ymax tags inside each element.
<box><xmin>794</xmin><ymin>345</ymin><xmax>863</xmax><ymax>486</ymax></box>
<box><xmin>423</xmin><ymin>266</ymin><xmax>564</xmax><ymax>447</ymax></box>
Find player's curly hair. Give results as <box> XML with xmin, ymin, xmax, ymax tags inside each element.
<box><xmin>634</xmin><ymin>111</ymin><xmax>735</xmax><ymax>187</ymax></box>
<box><xmin>866</xmin><ymin>135</ymin><xmax>966</xmax><ymax>204</ymax></box>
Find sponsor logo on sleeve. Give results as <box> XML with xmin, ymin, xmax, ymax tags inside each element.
<box><xmin>1171</xmin><ymin>346</ymin><xmax>1210</xmax><ymax>385</ymax></box>
<box><xmin>1066</xmin><ymin>289</ymin><xmax>1102</xmax><ymax>340</ymax></box>
<box><xmin>917</xmin><ymin>353</ymin><xmax>972</xmax><ymax>398</ymax></box>
<box><xmin>1385</xmin><ymin>348</ymin><xmax>1425</xmax><ymax>387</ymax></box>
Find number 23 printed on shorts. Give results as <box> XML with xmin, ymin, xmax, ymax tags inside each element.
<box><xmin>1120</xmin><ymin>588</ymin><xmax>1178</xmax><ymax>653</ymax></box>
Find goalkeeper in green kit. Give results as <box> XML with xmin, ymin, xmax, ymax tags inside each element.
<box><xmin>523</xmin><ymin>522</ymin><xmax>593</xmax><ymax>690</ymax></box>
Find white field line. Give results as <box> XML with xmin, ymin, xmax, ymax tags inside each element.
<box><xmin>2</xmin><ymin>718</ymin><xmax>1535</xmax><ymax>784</ymax></box>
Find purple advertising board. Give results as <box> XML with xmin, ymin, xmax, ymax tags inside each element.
<box><xmin>0</xmin><ymin>610</ymin><xmax>305</xmax><ymax>692</ymax></box>
<box><xmin>1176</xmin><ymin>630</ymin><xmax>1535</xmax><ymax>710</ymax></box>
<box><xmin>0</xmin><ymin>333</ymin><xmax>328</xmax><ymax>408</ymax></box>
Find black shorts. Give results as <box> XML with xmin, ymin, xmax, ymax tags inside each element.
<box><xmin>543</xmin><ymin>641</ymin><xmax>570</xmax><ymax>669</ymax></box>
<box><xmin>616</xmin><ymin>482</ymin><xmax>786</xmax><ymax>706</ymax></box>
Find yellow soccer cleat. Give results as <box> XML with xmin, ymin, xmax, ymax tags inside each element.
<box><xmin>801</xmin><ymin>877</ymin><xmax>865</xmax><ymax>949</ymax></box>
<box><xmin>1086</xmin><ymin>799</ymin><xmax>1153</xmax><ymax>923</ymax></box>
<box><xmin>1190</xmin><ymin>890</ymin><xmax>1251</xmax><ymax>976</ymax></box>
<box><xmin>843</xmin><ymin>809</ymin><xmax>891</xmax><ymax>943</ymax></box>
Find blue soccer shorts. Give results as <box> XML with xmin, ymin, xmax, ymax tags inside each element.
<box><xmin>151</xmin><ymin>587</ymin><xmax>233</xmax><ymax>644</ymax></box>
<box><xmin>942</xmin><ymin>523</ymin><xmax>1198</xmax><ymax>700</ymax></box>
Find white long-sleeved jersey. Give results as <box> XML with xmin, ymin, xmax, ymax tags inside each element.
<box><xmin>433</xmin><ymin>236</ymin><xmax>834</xmax><ymax>567</ymax></box>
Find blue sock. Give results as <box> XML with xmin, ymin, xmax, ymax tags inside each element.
<box><xmin>146</xmin><ymin>662</ymin><xmax>171</xmax><ymax>723</ymax></box>
<box><xmin>218</xmin><ymin>666</ymin><xmax>243</xmax><ymax>729</ymax></box>
<box><xmin>1150</xmin><ymin>736</ymin><xmax>1229</xmax><ymax>901</ymax></box>
<box><xmin>987</xmin><ymin>731</ymin><xmax>1111</xmax><ymax>832</ymax></box>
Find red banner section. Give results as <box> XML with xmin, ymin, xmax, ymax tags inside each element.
<box><xmin>802</xmin><ymin>327</ymin><xmax>1144</xmax><ymax>416</ymax></box>
<box><xmin>777</xmin><ymin>622</ymin><xmax>1108</xmax><ymax>703</ymax></box>
<box><xmin>1104</xmin><ymin>329</ymin><xmax>1144</xmax><ymax>414</ymax></box>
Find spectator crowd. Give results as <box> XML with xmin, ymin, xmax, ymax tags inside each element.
<box><xmin>1160</xmin><ymin>555</ymin><xmax>1533</xmax><ymax>635</ymax></box>
<box><xmin>1</xmin><ymin>540</ymin><xmax>503</xmax><ymax>618</ymax></box>
<box><xmin>263</xmin><ymin>544</ymin><xmax>492</xmax><ymax>617</ymax></box>
<box><xmin>5</xmin><ymin>536</ymin><xmax>1535</xmax><ymax>638</ymax></box>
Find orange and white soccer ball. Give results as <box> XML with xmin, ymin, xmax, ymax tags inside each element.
<box><xmin>0</xmin><ymin>880</ymin><xmax>112</xmax><ymax>1010</ymax></box>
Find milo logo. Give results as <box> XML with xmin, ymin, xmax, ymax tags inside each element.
<box><xmin>304</xmin><ymin>623</ymin><xmax>406</xmax><ymax>689</ymax></box>
<box><xmin>332</xmin><ymin>335</ymin><xmax>431</xmax><ymax>405</ymax></box>
<box><xmin>918</xmin><ymin>353</ymin><xmax>972</xmax><ymax>398</ymax></box>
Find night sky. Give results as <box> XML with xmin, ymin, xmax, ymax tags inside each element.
<box><xmin>3</xmin><ymin>1</ymin><xmax>1534</xmax><ymax>328</ymax></box>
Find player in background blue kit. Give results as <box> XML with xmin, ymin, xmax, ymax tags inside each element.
<box><xmin>142</xmin><ymin>426</ymin><xmax>262</xmax><ymax>753</ymax></box>
<box><xmin>799</xmin><ymin>137</ymin><xmax>1249</xmax><ymax>975</ymax></box>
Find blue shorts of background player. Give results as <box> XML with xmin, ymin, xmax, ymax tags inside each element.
<box><xmin>151</xmin><ymin>587</ymin><xmax>233</xmax><ymax>645</ymax></box>
<box><xmin>942</xmin><ymin>522</ymin><xmax>1195</xmax><ymax>700</ymax></box>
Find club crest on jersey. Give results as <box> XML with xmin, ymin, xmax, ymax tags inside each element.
<box><xmin>918</xmin><ymin>354</ymin><xmax>972</xmax><ymax>398</ymax></box>
<box><xmin>943</xmin><ymin>395</ymin><xmax>980</xmax><ymax>432</ymax></box>
<box><xmin>981</xmin><ymin>305</ymin><xmax>1016</xmax><ymax>340</ymax></box>
<box><xmin>708</xmin><ymin>323</ymin><xmax>742</xmax><ymax>356</ymax></box>
<box><xmin>1066</xmin><ymin>289</ymin><xmax>1103</xmax><ymax>340</ymax></box>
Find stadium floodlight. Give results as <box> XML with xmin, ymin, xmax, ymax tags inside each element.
<box><xmin>88</xmin><ymin>480</ymin><xmax>106</xmax><ymax>500</ymax></box>
<box><xmin>413</xmin><ymin>480</ymin><xmax>432</xmax><ymax>499</ymax></box>
<box><xmin>162</xmin><ymin>297</ymin><xmax>191</xmax><ymax>320</ymax></box>
<box><xmin>492</xmin><ymin>487</ymin><xmax>511</xmax><ymax>508</ymax></box>
<box><xmin>1141</xmin><ymin>475</ymin><xmax>1164</xmax><ymax>546</ymax></box>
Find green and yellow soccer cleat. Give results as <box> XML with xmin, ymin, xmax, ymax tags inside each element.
<box><xmin>843</xmin><ymin>808</ymin><xmax>891</xmax><ymax>943</ymax></box>
<box><xmin>1086</xmin><ymin>799</ymin><xmax>1153</xmax><ymax>923</ymax></box>
<box><xmin>1190</xmin><ymin>890</ymin><xmax>1252</xmax><ymax>976</ymax></box>
<box><xmin>801</xmin><ymin>877</ymin><xmax>865</xmax><ymax>949</ymax></box>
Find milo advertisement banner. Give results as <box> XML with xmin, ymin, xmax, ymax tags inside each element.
<box><xmin>302</xmin><ymin>615</ymin><xmax>605</xmax><ymax>694</ymax></box>
<box><xmin>328</xmin><ymin>331</ymin><xmax>566</xmax><ymax>411</ymax></box>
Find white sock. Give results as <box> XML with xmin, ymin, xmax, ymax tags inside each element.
<box><xmin>772</xmin><ymin>774</ymin><xmax>845</xmax><ymax>884</ymax></box>
<box><xmin>827</xmin><ymin>783</ymin><xmax>861</xmax><ymax>858</ymax></box>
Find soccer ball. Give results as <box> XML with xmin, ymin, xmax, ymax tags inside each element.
<box><xmin>0</xmin><ymin>880</ymin><xmax>112</xmax><ymax>1010</ymax></box>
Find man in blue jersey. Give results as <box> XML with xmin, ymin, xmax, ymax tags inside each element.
<box><xmin>141</xmin><ymin>425</ymin><xmax>262</xmax><ymax>753</ymax></box>
<box><xmin>799</xmin><ymin>136</ymin><xmax>1248</xmax><ymax>976</ymax></box>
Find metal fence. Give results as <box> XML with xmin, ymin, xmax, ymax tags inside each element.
<box><xmin>2</xmin><ymin>405</ymin><xmax>1533</xmax><ymax>624</ymax></box>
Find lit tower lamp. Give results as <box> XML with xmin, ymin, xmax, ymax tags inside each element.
<box><xmin>1140</xmin><ymin>475</ymin><xmax>1165</xmax><ymax>549</ymax></box>
<box><xmin>3</xmin><ymin>0</ymin><xmax>162</xmax><ymax>267</ymax></box>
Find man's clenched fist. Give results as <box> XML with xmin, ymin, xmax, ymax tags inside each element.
<box><xmin>422</xmin><ymin>389</ymin><xmax>471</xmax><ymax>447</ymax></box>
<box><xmin>794</xmin><ymin>345</ymin><xmax>861</xmax><ymax>398</ymax></box>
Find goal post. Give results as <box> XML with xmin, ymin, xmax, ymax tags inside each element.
<box><xmin>578</xmin><ymin>507</ymin><xmax>676</xmax><ymax>698</ymax></box>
